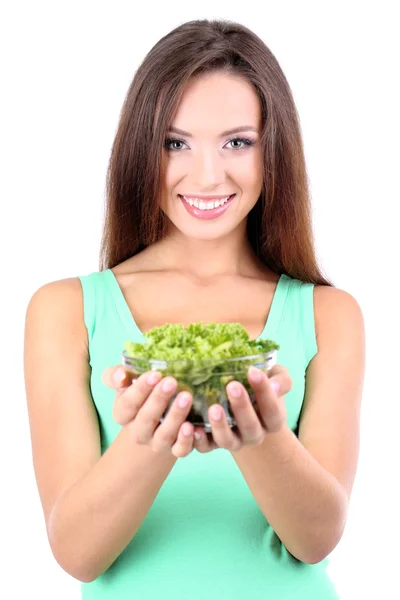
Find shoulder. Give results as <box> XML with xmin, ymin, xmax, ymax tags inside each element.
<box><xmin>25</xmin><ymin>277</ymin><xmax>88</xmax><ymax>351</ymax></box>
<box><xmin>27</xmin><ymin>277</ymin><xmax>85</xmax><ymax>308</ymax></box>
<box><xmin>312</xmin><ymin>284</ymin><xmax>365</xmax><ymax>343</ymax></box>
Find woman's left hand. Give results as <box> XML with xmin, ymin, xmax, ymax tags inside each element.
<box><xmin>193</xmin><ymin>365</ymin><xmax>292</xmax><ymax>453</ymax></box>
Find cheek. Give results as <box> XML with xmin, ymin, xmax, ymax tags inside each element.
<box><xmin>230</xmin><ymin>153</ymin><xmax>263</xmax><ymax>182</ymax></box>
<box><xmin>162</xmin><ymin>162</ymin><xmax>181</xmax><ymax>195</ymax></box>
<box><xmin>237</xmin><ymin>159</ymin><xmax>263</xmax><ymax>211</ymax></box>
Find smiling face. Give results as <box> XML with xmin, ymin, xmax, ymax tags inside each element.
<box><xmin>160</xmin><ymin>72</ymin><xmax>264</xmax><ymax>241</ymax></box>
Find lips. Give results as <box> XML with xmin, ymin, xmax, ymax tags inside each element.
<box><xmin>179</xmin><ymin>193</ymin><xmax>236</xmax><ymax>220</ymax></box>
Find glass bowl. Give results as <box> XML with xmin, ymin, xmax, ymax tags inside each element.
<box><xmin>121</xmin><ymin>349</ymin><xmax>278</xmax><ymax>432</ymax></box>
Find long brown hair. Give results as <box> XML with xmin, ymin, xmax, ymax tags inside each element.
<box><xmin>99</xmin><ymin>18</ymin><xmax>334</xmax><ymax>287</ymax></box>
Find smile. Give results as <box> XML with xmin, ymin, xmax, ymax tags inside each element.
<box><xmin>181</xmin><ymin>195</ymin><xmax>234</xmax><ymax>210</ymax></box>
<box><xmin>179</xmin><ymin>194</ymin><xmax>236</xmax><ymax>220</ymax></box>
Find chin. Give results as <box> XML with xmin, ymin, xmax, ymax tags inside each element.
<box><xmin>168</xmin><ymin>217</ymin><xmax>240</xmax><ymax>242</ymax></box>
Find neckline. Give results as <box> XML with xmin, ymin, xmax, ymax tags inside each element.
<box><xmin>103</xmin><ymin>268</ymin><xmax>289</xmax><ymax>342</ymax></box>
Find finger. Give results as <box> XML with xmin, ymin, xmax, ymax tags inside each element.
<box><xmin>250</xmin><ymin>365</ymin><xmax>292</xmax><ymax>397</ymax></box>
<box><xmin>171</xmin><ymin>420</ymin><xmax>195</xmax><ymax>458</ymax></box>
<box><xmin>247</xmin><ymin>367</ymin><xmax>287</xmax><ymax>433</ymax></box>
<box><xmin>128</xmin><ymin>376</ymin><xmax>178</xmax><ymax>444</ymax></box>
<box><xmin>267</xmin><ymin>363</ymin><xmax>289</xmax><ymax>384</ymax></box>
<box><xmin>208</xmin><ymin>404</ymin><xmax>241</xmax><ymax>451</ymax></box>
<box><xmin>102</xmin><ymin>365</ymin><xmax>136</xmax><ymax>390</ymax></box>
<box><xmin>226</xmin><ymin>381</ymin><xmax>264</xmax><ymax>446</ymax></box>
<box><xmin>112</xmin><ymin>370</ymin><xmax>162</xmax><ymax>425</ymax></box>
<box><xmin>152</xmin><ymin>391</ymin><xmax>194</xmax><ymax>453</ymax></box>
<box><xmin>192</xmin><ymin>428</ymin><xmax>217</xmax><ymax>453</ymax></box>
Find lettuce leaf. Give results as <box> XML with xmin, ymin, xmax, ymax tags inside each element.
<box><xmin>122</xmin><ymin>322</ymin><xmax>280</xmax><ymax>429</ymax></box>
<box><xmin>123</xmin><ymin>321</ymin><xmax>279</xmax><ymax>361</ymax></box>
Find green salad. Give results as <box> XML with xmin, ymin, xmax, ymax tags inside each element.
<box><xmin>123</xmin><ymin>322</ymin><xmax>280</xmax><ymax>429</ymax></box>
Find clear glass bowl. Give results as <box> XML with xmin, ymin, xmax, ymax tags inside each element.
<box><xmin>121</xmin><ymin>349</ymin><xmax>278</xmax><ymax>432</ymax></box>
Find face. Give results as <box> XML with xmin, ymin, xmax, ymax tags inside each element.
<box><xmin>160</xmin><ymin>72</ymin><xmax>264</xmax><ymax>241</ymax></box>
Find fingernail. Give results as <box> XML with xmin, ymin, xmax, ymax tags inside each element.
<box><xmin>147</xmin><ymin>371</ymin><xmax>161</xmax><ymax>385</ymax></box>
<box><xmin>178</xmin><ymin>393</ymin><xmax>190</xmax><ymax>408</ymax></box>
<box><xmin>210</xmin><ymin>406</ymin><xmax>222</xmax><ymax>420</ymax></box>
<box><xmin>113</xmin><ymin>367</ymin><xmax>125</xmax><ymax>387</ymax></box>
<box><xmin>271</xmin><ymin>380</ymin><xmax>280</xmax><ymax>395</ymax></box>
<box><xmin>248</xmin><ymin>366</ymin><xmax>263</xmax><ymax>383</ymax></box>
<box><xmin>162</xmin><ymin>378</ymin><xmax>176</xmax><ymax>393</ymax></box>
<box><xmin>194</xmin><ymin>432</ymin><xmax>201</xmax><ymax>441</ymax></box>
<box><xmin>227</xmin><ymin>382</ymin><xmax>242</xmax><ymax>398</ymax></box>
<box><xmin>183</xmin><ymin>424</ymin><xmax>192</xmax><ymax>437</ymax></box>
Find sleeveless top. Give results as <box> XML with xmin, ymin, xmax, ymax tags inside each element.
<box><xmin>76</xmin><ymin>268</ymin><xmax>339</xmax><ymax>599</ymax></box>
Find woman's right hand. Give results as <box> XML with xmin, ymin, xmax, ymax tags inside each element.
<box><xmin>102</xmin><ymin>366</ymin><xmax>196</xmax><ymax>458</ymax></box>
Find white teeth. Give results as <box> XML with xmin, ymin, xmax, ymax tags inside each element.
<box><xmin>182</xmin><ymin>195</ymin><xmax>231</xmax><ymax>210</ymax></box>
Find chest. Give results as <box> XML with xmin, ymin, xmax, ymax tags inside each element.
<box><xmin>117</xmin><ymin>273</ymin><xmax>279</xmax><ymax>341</ymax></box>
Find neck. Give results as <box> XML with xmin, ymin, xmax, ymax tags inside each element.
<box><xmin>147</xmin><ymin>221</ymin><xmax>265</xmax><ymax>281</ymax></box>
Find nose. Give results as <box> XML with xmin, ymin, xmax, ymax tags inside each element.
<box><xmin>191</xmin><ymin>147</ymin><xmax>225</xmax><ymax>187</ymax></box>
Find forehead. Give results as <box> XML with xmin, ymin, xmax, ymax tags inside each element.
<box><xmin>171</xmin><ymin>73</ymin><xmax>261</xmax><ymax>131</ymax></box>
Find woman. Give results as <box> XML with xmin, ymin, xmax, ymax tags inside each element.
<box><xmin>24</xmin><ymin>18</ymin><xmax>365</xmax><ymax>599</ymax></box>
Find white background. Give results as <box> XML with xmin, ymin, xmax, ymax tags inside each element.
<box><xmin>1</xmin><ymin>1</ymin><xmax>399</xmax><ymax>598</ymax></box>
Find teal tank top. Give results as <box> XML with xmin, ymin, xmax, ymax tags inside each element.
<box><xmin>77</xmin><ymin>268</ymin><xmax>339</xmax><ymax>599</ymax></box>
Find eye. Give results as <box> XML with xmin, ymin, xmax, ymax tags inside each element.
<box><xmin>164</xmin><ymin>138</ymin><xmax>186</xmax><ymax>151</ymax></box>
<box><xmin>163</xmin><ymin>137</ymin><xmax>256</xmax><ymax>151</ymax></box>
<box><xmin>225</xmin><ymin>137</ymin><xmax>255</xmax><ymax>150</ymax></box>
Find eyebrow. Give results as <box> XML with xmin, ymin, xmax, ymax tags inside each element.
<box><xmin>166</xmin><ymin>125</ymin><xmax>258</xmax><ymax>137</ymax></box>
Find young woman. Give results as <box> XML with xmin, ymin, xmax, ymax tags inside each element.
<box><xmin>24</xmin><ymin>18</ymin><xmax>365</xmax><ymax>599</ymax></box>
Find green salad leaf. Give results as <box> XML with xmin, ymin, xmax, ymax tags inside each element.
<box><xmin>124</xmin><ymin>321</ymin><xmax>280</xmax><ymax>432</ymax></box>
<box><xmin>123</xmin><ymin>322</ymin><xmax>280</xmax><ymax>429</ymax></box>
<box><xmin>123</xmin><ymin>321</ymin><xmax>279</xmax><ymax>361</ymax></box>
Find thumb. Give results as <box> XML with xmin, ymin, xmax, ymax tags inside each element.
<box><xmin>102</xmin><ymin>365</ymin><xmax>135</xmax><ymax>389</ymax></box>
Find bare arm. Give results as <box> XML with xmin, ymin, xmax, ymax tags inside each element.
<box><xmin>23</xmin><ymin>278</ymin><xmax>180</xmax><ymax>582</ymax></box>
<box><xmin>231</xmin><ymin>424</ymin><xmax>348</xmax><ymax>564</ymax></box>
<box><xmin>48</xmin><ymin>426</ymin><xmax>177</xmax><ymax>582</ymax></box>
<box><xmin>231</xmin><ymin>288</ymin><xmax>365</xmax><ymax>563</ymax></box>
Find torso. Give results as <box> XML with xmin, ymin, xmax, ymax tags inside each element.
<box><xmin>110</xmin><ymin>253</ymin><xmax>281</xmax><ymax>341</ymax></box>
